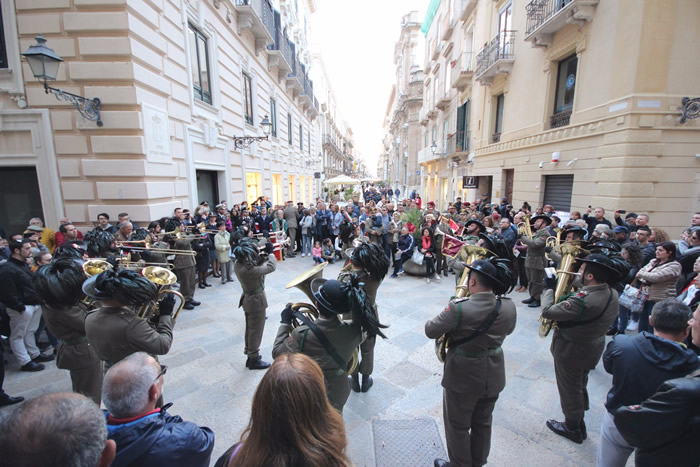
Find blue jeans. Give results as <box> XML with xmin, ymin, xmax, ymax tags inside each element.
<box><xmin>639</xmin><ymin>300</ymin><xmax>656</xmax><ymax>333</ymax></box>
<box><xmin>302</xmin><ymin>234</ymin><xmax>312</xmax><ymax>255</ymax></box>
<box><xmin>393</xmin><ymin>251</ymin><xmax>411</xmax><ymax>275</ymax></box>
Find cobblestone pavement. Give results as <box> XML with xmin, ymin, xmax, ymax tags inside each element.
<box><xmin>2</xmin><ymin>255</ymin><xmax>629</xmax><ymax>466</ymax></box>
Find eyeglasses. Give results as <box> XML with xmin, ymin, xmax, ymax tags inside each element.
<box><xmin>154</xmin><ymin>364</ymin><xmax>167</xmax><ymax>382</ymax></box>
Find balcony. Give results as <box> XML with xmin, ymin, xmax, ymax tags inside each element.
<box><xmin>440</xmin><ymin>11</ymin><xmax>455</xmax><ymax>41</ymax></box>
<box><xmin>234</xmin><ymin>0</ymin><xmax>275</xmax><ymax>54</ymax></box>
<box><xmin>525</xmin><ymin>0</ymin><xmax>598</xmax><ymax>47</ymax></box>
<box><xmin>285</xmin><ymin>42</ymin><xmax>303</xmax><ymax>95</ymax></box>
<box><xmin>475</xmin><ymin>31</ymin><xmax>516</xmax><ymax>84</ymax></box>
<box><xmin>446</xmin><ymin>131</ymin><xmax>470</xmax><ymax>156</ymax></box>
<box><xmin>431</xmin><ymin>38</ymin><xmax>441</xmax><ymax>60</ymax></box>
<box><xmin>458</xmin><ymin>0</ymin><xmax>478</xmax><ymax>21</ymax></box>
<box><xmin>267</xmin><ymin>12</ymin><xmax>293</xmax><ymax>78</ymax></box>
<box><xmin>451</xmin><ymin>51</ymin><xmax>474</xmax><ymax>91</ymax></box>
<box><xmin>492</xmin><ymin>132</ymin><xmax>501</xmax><ymax>143</ymax></box>
<box><xmin>549</xmin><ymin>109</ymin><xmax>572</xmax><ymax>128</ymax></box>
<box><xmin>418</xmin><ymin>145</ymin><xmax>442</xmax><ymax>165</ymax></box>
<box><xmin>436</xmin><ymin>89</ymin><xmax>451</xmax><ymax>110</ymax></box>
<box><xmin>323</xmin><ymin>134</ymin><xmax>342</xmax><ymax>157</ymax></box>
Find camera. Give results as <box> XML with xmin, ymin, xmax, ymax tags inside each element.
<box><xmin>618</xmin><ymin>210</ymin><xmax>626</xmax><ymax>214</ymax></box>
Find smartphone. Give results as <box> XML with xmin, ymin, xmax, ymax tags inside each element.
<box><xmin>545</xmin><ymin>267</ymin><xmax>557</xmax><ymax>279</ymax></box>
<box><xmin>618</xmin><ymin>210</ymin><xmax>626</xmax><ymax>214</ymax></box>
<box><xmin>588</xmin><ymin>205</ymin><xmax>592</xmax><ymax>209</ymax></box>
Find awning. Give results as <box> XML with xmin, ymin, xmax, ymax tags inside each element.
<box><xmin>421</xmin><ymin>0</ymin><xmax>442</xmax><ymax>36</ymax></box>
<box><xmin>323</xmin><ymin>175</ymin><xmax>361</xmax><ymax>185</ymax></box>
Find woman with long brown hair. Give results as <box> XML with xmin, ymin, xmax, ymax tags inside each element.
<box><xmin>635</xmin><ymin>241</ymin><xmax>681</xmax><ymax>333</ymax></box>
<box><xmin>216</xmin><ymin>353</ymin><xmax>350</xmax><ymax>467</ymax></box>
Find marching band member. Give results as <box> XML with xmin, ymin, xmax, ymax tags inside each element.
<box><xmin>164</xmin><ymin>217</ymin><xmax>199</xmax><ymax>310</ymax></box>
<box><xmin>272</xmin><ymin>275</ymin><xmax>388</xmax><ymax>413</ymax></box>
<box><xmin>232</xmin><ymin>238</ymin><xmax>276</xmax><ymax>370</ymax></box>
<box><xmin>34</xmin><ymin>258</ymin><xmax>103</xmax><ymax>404</ymax></box>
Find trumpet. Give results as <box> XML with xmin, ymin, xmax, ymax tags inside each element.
<box><xmin>285</xmin><ymin>263</ymin><xmax>359</xmax><ymax>374</ymax></box>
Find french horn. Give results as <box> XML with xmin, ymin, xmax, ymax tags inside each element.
<box><xmin>285</xmin><ymin>263</ymin><xmax>359</xmax><ymax>374</ymax></box>
<box><xmin>137</xmin><ymin>266</ymin><xmax>186</xmax><ymax>324</ymax></box>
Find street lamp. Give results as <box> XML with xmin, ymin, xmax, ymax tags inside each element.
<box><xmin>22</xmin><ymin>34</ymin><xmax>103</xmax><ymax>126</ymax></box>
<box><xmin>431</xmin><ymin>140</ymin><xmax>445</xmax><ymax>157</ymax></box>
<box><xmin>232</xmin><ymin>115</ymin><xmax>272</xmax><ymax>149</ymax></box>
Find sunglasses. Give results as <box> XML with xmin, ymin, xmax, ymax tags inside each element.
<box><xmin>154</xmin><ymin>364</ymin><xmax>168</xmax><ymax>382</ymax></box>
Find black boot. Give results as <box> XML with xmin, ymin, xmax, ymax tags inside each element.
<box><xmin>580</xmin><ymin>420</ymin><xmax>587</xmax><ymax>440</ymax></box>
<box><xmin>246</xmin><ymin>356</ymin><xmax>271</xmax><ymax>370</ymax></box>
<box><xmin>361</xmin><ymin>375</ymin><xmax>373</xmax><ymax>392</ymax></box>
<box><xmin>546</xmin><ymin>419</ymin><xmax>584</xmax><ymax>444</ymax></box>
<box><xmin>349</xmin><ymin>374</ymin><xmax>361</xmax><ymax>393</ymax></box>
<box><xmin>522</xmin><ymin>297</ymin><xmax>535</xmax><ymax>304</ymax></box>
<box><xmin>527</xmin><ymin>300</ymin><xmax>541</xmax><ymax>308</ymax></box>
<box><xmin>434</xmin><ymin>459</ymin><xmax>450</xmax><ymax>467</ymax></box>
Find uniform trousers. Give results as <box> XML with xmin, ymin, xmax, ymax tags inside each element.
<box><xmin>325</xmin><ymin>371</ymin><xmax>351</xmax><ymax>414</ymax></box>
<box><xmin>287</xmin><ymin>227</ymin><xmax>297</xmax><ymax>255</ymax></box>
<box><xmin>597</xmin><ymin>411</ymin><xmax>634</xmax><ymax>467</ymax></box>
<box><xmin>7</xmin><ymin>305</ymin><xmax>42</xmax><ymax>366</ymax></box>
<box><xmin>553</xmin><ymin>356</ymin><xmax>590</xmax><ymax>423</ymax></box>
<box><xmin>68</xmin><ymin>359</ymin><xmax>104</xmax><ymax>405</ymax></box>
<box><xmin>526</xmin><ymin>266</ymin><xmax>545</xmax><ymax>301</ymax></box>
<box><xmin>175</xmin><ymin>266</ymin><xmax>196</xmax><ymax>301</ymax></box>
<box><xmin>243</xmin><ymin>306</ymin><xmax>266</xmax><ymax>360</ymax></box>
<box><xmin>443</xmin><ymin>386</ymin><xmax>499</xmax><ymax>467</ymax></box>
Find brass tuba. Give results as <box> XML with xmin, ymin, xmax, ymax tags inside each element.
<box><xmin>517</xmin><ymin>215</ymin><xmax>533</xmax><ymax>240</ymax></box>
<box><xmin>285</xmin><ymin>263</ymin><xmax>359</xmax><ymax>374</ymax></box>
<box><xmin>137</xmin><ymin>266</ymin><xmax>186</xmax><ymax>324</ymax></box>
<box><xmin>538</xmin><ymin>241</ymin><xmax>588</xmax><ymax>337</ymax></box>
<box><xmin>81</xmin><ymin>260</ymin><xmax>113</xmax><ymax>310</ymax></box>
<box><xmin>435</xmin><ymin>245</ymin><xmax>494</xmax><ymax>362</ymax></box>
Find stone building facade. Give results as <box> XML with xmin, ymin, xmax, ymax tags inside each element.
<box><xmin>414</xmin><ymin>0</ymin><xmax>699</xmax><ymax>236</ymax></box>
<box><xmin>0</xmin><ymin>0</ymin><xmax>326</xmax><ymax>235</ymax></box>
<box><xmin>381</xmin><ymin>11</ymin><xmax>424</xmax><ymax>197</ymax></box>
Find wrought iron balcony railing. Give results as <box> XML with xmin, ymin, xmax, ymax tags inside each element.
<box><xmin>267</xmin><ymin>11</ymin><xmax>293</xmax><ymax>73</ymax></box>
<box><xmin>446</xmin><ymin>130</ymin><xmax>470</xmax><ymax>155</ymax></box>
<box><xmin>234</xmin><ymin>0</ymin><xmax>275</xmax><ymax>51</ymax></box>
<box><xmin>550</xmin><ymin>109</ymin><xmax>572</xmax><ymax>128</ymax></box>
<box><xmin>524</xmin><ymin>0</ymin><xmax>598</xmax><ymax>46</ymax></box>
<box><xmin>475</xmin><ymin>31</ymin><xmax>516</xmax><ymax>80</ymax></box>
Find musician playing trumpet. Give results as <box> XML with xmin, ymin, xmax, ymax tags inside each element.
<box><xmin>425</xmin><ymin>258</ymin><xmax>516</xmax><ymax>467</ymax></box>
<box><xmin>232</xmin><ymin>238</ymin><xmax>276</xmax><ymax>370</ymax></box>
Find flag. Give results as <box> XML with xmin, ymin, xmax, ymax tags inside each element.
<box><xmin>442</xmin><ymin>234</ymin><xmax>465</xmax><ymax>258</ymax></box>
<box><xmin>448</xmin><ymin>218</ymin><xmax>465</xmax><ymax>237</ymax></box>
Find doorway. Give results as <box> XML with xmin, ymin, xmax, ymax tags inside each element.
<box><xmin>288</xmin><ymin>175</ymin><xmax>296</xmax><ymax>202</ymax></box>
<box><xmin>0</xmin><ymin>167</ymin><xmax>44</xmax><ymax>237</ymax></box>
<box><xmin>503</xmin><ymin>169</ymin><xmax>514</xmax><ymax>203</ymax></box>
<box><xmin>246</xmin><ymin>172</ymin><xmax>262</xmax><ymax>204</ymax></box>
<box><xmin>196</xmin><ymin>170</ymin><xmax>219</xmax><ymax>207</ymax></box>
<box><xmin>272</xmin><ymin>173</ymin><xmax>283</xmax><ymax>206</ymax></box>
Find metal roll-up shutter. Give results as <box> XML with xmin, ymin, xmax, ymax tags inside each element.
<box><xmin>543</xmin><ymin>174</ymin><xmax>574</xmax><ymax>212</ymax></box>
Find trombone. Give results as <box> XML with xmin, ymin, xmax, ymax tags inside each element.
<box><xmin>115</xmin><ymin>245</ymin><xmax>196</xmax><ymax>256</ymax></box>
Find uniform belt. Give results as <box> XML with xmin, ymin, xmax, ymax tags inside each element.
<box><xmin>62</xmin><ymin>336</ymin><xmax>88</xmax><ymax>346</ymax></box>
<box><xmin>452</xmin><ymin>346</ymin><xmax>502</xmax><ymax>359</ymax></box>
<box><xmin>555</xmin><ymin>329</ymin><xmax>604</xmax><ymax>344</ymax></box>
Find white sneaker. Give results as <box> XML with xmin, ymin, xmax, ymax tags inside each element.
<box><xmin>626</xmin><ymin>320</ymin><xmax>639</xmax><ymax>332</ymax></box>
<box><xmin>426</xmin><ymin>277</ymin><xmax>431</xmax><ymax>284</ymax></box>
<box><xmin>434</xmin><ymin>274</ymin><xmax>441</xmax><ymax>281</ymax></box>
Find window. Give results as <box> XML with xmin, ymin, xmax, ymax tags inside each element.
<box><xmin>442</xmin><ymin>119</ymin><xmax>448</xmax><ymax>153</ymax></box>
<box><xmin>188</xmin><ymin>24</ymin><xmax>211</xmax><ymax>104</ymax></box>
<box><xmin>243</xmin><ymin>73</ymin><xmax>253</xmax><ymax>125</ymax></box>
<box><xmin>287</xmin><ymin>112</ymin><xmax>293</xmax><ymax>145</ymax></box>
<box><xmin>270</xmin><ymin>98</ymin><xmax>277</xmax><ymax>137</ymax></box>
<box><xmin>307</xmin><ymin>130</ymin><xmax>311</xmax><ymax>154</ymax></box>
<box><xmin>551</xmin><ymin>54</ymin><xmax>577</xmax><ymax>128</ymax></box>
<box><xmin>456</xmin><ymin>99</ymin><xmax>470</xmax><ymax>151</ymax></box>
<box><xmin>498</xmin><ymin>2</ymin><xmax>513</xmax><ymax>58</ymax></box>
<box><xmin>493</xmin><ymin>94</ymin><xmax>504</xmax><ymax>142</ymax></box>
<box><xmin>299</xmin><ymin>124</ymin><xmax>303</xmax><ymax>151</ymax></box>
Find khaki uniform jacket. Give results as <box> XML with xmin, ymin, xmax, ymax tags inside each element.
<box><xmin>425</xmin><ymin>292</ymin><xmax>517</xmax><ymax>394</ymax></box>
<box><xmin>84</xmin><ymin>306</ymin><xmax>173</xmax><ymax>368</ymax></box>
<box><xmin>173</xmin><ymin>238</ymin><xmax>196</xmax><ymax>269</ymax></box>
<box><xmin>42</xmin><ymin>303</ymin><xmax>100</xmax><ymax>371</ymax></box>
<box><xmin>273</xmin><ymin>317</ymin><xmax>362</xmax><ymax>409</ymax></box>
<box><xmin>283</xmin><ymin>206</ymin><xmax>299</xmax><ymax>229</ymax></box>
<box><xmin>234</xmin><ymin>257</ymin><xmax>276</xmax><ymax>311</ymax></box>
<box><xmin>521</xmin><ymin>229</ymin><xmax>548</xmax><ymax>268</ymax></box>
<box><xmin>541</xmin><ymin>283</ymin><xmax>618</xmax><ymax>369</ymax></box>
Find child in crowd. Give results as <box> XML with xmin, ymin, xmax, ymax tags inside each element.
<box><xmin>321</xmin><ymin>238</ymin><xmax>335</xmax><ymax>264</ymax></box>
<box><xmin>312</xmin><ymin>241</ymin><xmax>323</xmax><ymax>264</ymax></box>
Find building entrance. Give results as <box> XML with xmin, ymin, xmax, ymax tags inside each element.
<box><xmin>0</xmin><ymin>167</ymin><xmax>44</xmax><ymax>236</ymax></box>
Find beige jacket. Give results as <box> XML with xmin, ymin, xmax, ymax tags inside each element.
<box><xmin>636</xmin><ymin>259</ymin><xmax>681</xmax><ymax>302</ymax></box>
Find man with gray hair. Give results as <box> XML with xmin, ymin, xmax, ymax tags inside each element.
<box><xmin>597</xmin><ymin>299</ymin><xmax>699</xmax><ymax>466</ymax></box>
<box><xmin>0</xmin><ymin>392</ymin><xmax>116</xmax><ymax>467</ymax></box>
<box><xmin>113</xmin><ymin>221</ymin><xmax>133</xmax><ymax>243</ymax></box>
<box><xmin>103</xmin><ymin>352</ymin><xmax>214</xmax><ymax>467</ymax></box>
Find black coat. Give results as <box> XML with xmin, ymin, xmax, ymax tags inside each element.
<box><xmin>603</xmin><ymin>332</ymin><xmax>699</xmax><ymax>413</ymax></box>
<box><xmin>106</xmin><ymin>406</ymin><xmax>214</xmax><ymax>467</ymax></box>
<box><xmin>192</xmin><ymin>236</ymin><xmax>214</xmax><ymax>271</ymax></box>
<box><xmin>615</xmin><ymin>370</ymin><xmax>700</xmax><ymax>467</ymax></box>
<box><xmin>0</xmin><ymin>257</ymin><xmax>39</xmax><ymax>311</ymax></box>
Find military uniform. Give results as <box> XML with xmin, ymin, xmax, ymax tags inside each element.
<box><xmin>234</xmin><ymin>256</ymin><xmax>276</xmax><ymax>360</ymax></box>
<box><xmin>425</xmin><ymin>292</ymin><xmax>517</xmax><ymax>467</ymax></box>
<box><xmin>273</xmin><ymin>316</ymin><xmax>362</xmax><ymax>413</ymax></box>
<box><xmin>84</xmin><ymin>305</ymin><xmax>174</xmax><ymax>370</ymax></box>
<box><xmin>541</xmin><ymin>284</ymin><xmax>618</xmax><ymax>426</ymax></box>
<box><xmin>520</xmin><ymin>229</ymin><xmax>548</xmax><ymax>301</ymax></box>
<box><xmin>172</xmin><ymin>238</ymin><xmax>196</xmax><ymax>302</ymax></box>
<box><xmin>283</xmin><ymin>205</ymin><xmax>299</xmax><ymax>255</ymax></box>
<box><xmin>342</xmin><ymin>269</ymin><xmax>381</xmax><ymax>378</ymax></box>
<box><xmin>42</xmin><ymin>303</ymin><xmax>103</xmax><ymax>404</ymax></box>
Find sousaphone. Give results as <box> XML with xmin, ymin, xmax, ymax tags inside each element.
<box><xmin>285</xmin><ymin>263</ymin><xmax>359</xmax><ymax>374</ymax></box>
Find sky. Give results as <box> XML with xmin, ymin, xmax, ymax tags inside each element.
<box><xmin>310</xmin><ymin>0</ymin><xmax>428</xmax><ymax>176</ymax></box>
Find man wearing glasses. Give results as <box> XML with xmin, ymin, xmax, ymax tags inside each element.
<box><xmin>102</xmin><ymin>352</ymin><xmax>215</xmax><ymax>467</ymax></box>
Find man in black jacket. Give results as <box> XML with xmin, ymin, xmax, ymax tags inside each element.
<box><xmin>0</xmin><ymin>239</ymin><xmax>54</xmax><ymax>371</ymax></box>
<box><xmin>583</xmin><ymin>207</ymin><xmax>613</xmax><ymax>236</ymax></box>
<box><xmin>597</xmin><ymin>299</ymin><xmax>699</xmax><ymax>466</ymax></box>
<box><xmin>103</xmin><ymin>352</ymin><xmax>215</xmax><ymax>467</ymax></box>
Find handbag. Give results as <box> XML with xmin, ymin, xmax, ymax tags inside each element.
<box><xmin>619</xmin><ymin>284</ymin><xmax>646</xmax><ymax>312</ymax></box>
<box><xmin>411</xmin><ymin>249</ymin><xmax>424</xmax><ymax>265</ymax></box>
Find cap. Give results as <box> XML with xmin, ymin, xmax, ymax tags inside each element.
<box><xmin>427</xmin><ymin>201</ymin><xmax>435</xmax><ymax>207</ymax></box>
<box><xmin>625</xmin><ymin>212</ymin><xmax>638</xmax><ymax>220</ymax></box>
<box><xmin>26</xmin><ymin>225</ymin><xmax>44</xmax><ymax>232</ymax></box>
<box><xmin>577</xmin><ymin>253</ymin><xmax>619</xmax><ymax>276</ymax></box>
<box><xmin>310</xmin><ymin>278</ymin><xmax>348</xmax><ymax>315</ymax></box>
<box><xmin>465</xmin><ymin>219</ymin><xmax>485</xmax><ymax>232</ymax></box>
<box><xmin>465</xmin><ymin>259</ymin><xmax>501</xmax><ymax>288</ymax></box>
<box><xmin>82</xmin><ymin>274</ymin><xmax>110</xmax><ymax>299</ymax></box>
<box><xmin>613</xmin><ymin>226</ymin><xmax>629</xmax><ymax>234</ymax></box>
